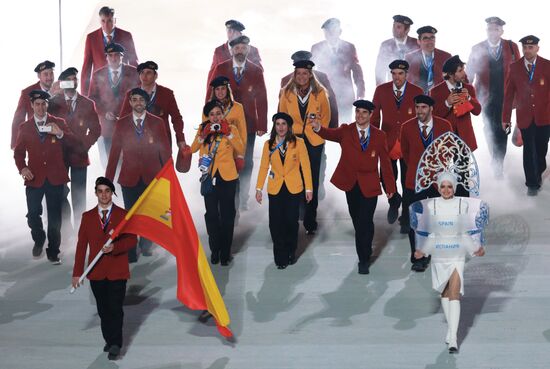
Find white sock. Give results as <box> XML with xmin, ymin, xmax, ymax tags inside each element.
<box><xmin>441</xmin><ymin>297</ymin><xmax>450</xmax><ymax>343</ymax></box>
<box><xmin>448</xmin><ymin>300</ymin><xmax>461</xmax><ymax>350</ymax></box>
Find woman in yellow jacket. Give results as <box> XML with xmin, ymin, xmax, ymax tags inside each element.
<box><xmin>278</xmin><ymin>59</ymin><xmax>330</xmax><ymax>235</ymax></box>
<box><xmin>256</xmin><ymin>112</ymin><xmax>313</xmax><ymax>269</ymax></box>
<box><xmin>192</xmin><ymin>100</ymin><xmax>244</xmax><ymax>265</ymax></box>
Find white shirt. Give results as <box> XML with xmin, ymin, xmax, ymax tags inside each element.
<box><xmin>418</xmin><ymin>117</ymin><xmax>433</xmax><ymax>135</ymax></box>
<box><xmin>356</xmin><ymin>123</ymin><xmax>370</xmax><ymax>140</ymax></box>
<box><xmin>525</xmin><ymin>57</ymin><xmax>537</xmax><ymax>72</ymax></box>
<box><xmin>34</xmin><ymin>114</ymin><xmax>64</xmax><ymax>139</ymax></box>
<box><xmin>102</xmin><ymin>28</ymin><xmax>116</xmax><ymax>41</ymax></box>
<box><xmin>393</xmin><ymin>81</ymin><xmax>407</xmax><ymax>96</ymax></box>
<box><xmin>109</xmin><ymin>65</ymin><xmax>122</xmax><ymax>82</ymax></box>
<box><xmin>133</xmin><ymin>112</ymin><xmax>146</xmax><ymax>127</ymax></box>
<box><xmin>98</xmin><ymin>203</ymin><xmax>113</xmax><ymax>217</ymax></box>
<box><xmin>487</xmin><ymin>39</ymin><xmax>502</xmax><ymax>49</ymax></box>
<box><xmin>232</xmin><ymin>59</ymin><xmax>246</xmax><ymax>74</ymax></box>
<box><xmin>295</xmin><ymin>86</ymin><xmax>312</xmax><ymax>105</ymax></box>
<box><xmin>422</xmin><ymin>51</ymin><xmax>435</xmax><ymax>66</ymax></box>
<box><xmin>64</xmin><ymin>91</ymin><xmax>78</xmax><ymax>111</ymax></box>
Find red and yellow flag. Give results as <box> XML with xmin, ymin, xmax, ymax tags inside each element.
<box><xmin>110</xmin><ymin>158</ymin><xmax>232</xmax><ymax>337</ymax></box>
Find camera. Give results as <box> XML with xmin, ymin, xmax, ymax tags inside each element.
<box><xmin>452</xmin><ymin>82</ymin><xmax>463</xmax><ymax>94</ymax></box>
<box><xmin>60</xmin><ymin>80</ymin><xmax>75</xmax><ymax>89</ymax></box>
<box><xmin>38</xmin><ymin>125</ymin><xmax>52</xmax><ymax>133</ymax></box>
<box><xmin>210</xmin><ymin>123</ymin><xmax>221</xmax><ymax>131</ymax></box>
<box><xmin>308</xmin><ymin>113</ymin><xmax>316</xmax><ymax>119</ymax></box>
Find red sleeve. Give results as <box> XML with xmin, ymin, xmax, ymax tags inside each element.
<box><xmin>81</xmin><ymin>34</ymin><xmax>93</xmax><ymax>96</ymax></box>
<box><xmin>72</xmin><ymin>215</ymin><xmax>89</xmax><ymax>277</ymax></box>
<box><xmin>166</xmin><ymin>90</ymin><xmax>185</xmax><ymax>143</ymax></box>
<box><xmin>371</xmin><ymin>87</ymin><xmax>382</xmax><ymax>128</ymax></box>
<box><xmin>378</xmin><ymin>131</ymin><xmax>397</xmax><ymax>194</ymax></box>
<box><xmin>13</xmin><ymin>126</ymin><xmax>27</xmax><ymax>172</ymax></box>
<box><xmin>502</xmin><ymin>67</ymin><xmax>516</xmax><ymax>123</ymax></box>
<box><xmin>105</xmin><ymin>123</ymin><xmax>123</xmax><ymax>181</ymax></box>
<box><xmin>468</xmin><ymin>86</ymin><xmax>482</xmax><ymax>116</ymax></box>
<box><xmin>400</xmin><ymin>124</ymin><xmax>410</xmax><ymax>164</ymax></box>
<box><xmin>118</xmin><ymin>90</ymin><xmax>132</xmax><ymax>119</ymax></box>
<box><xmin>124</xmin><ymin>34</ymin><xmax>139</xmax><ymax>67</ymax></box>
<box><xmin>317</xmin><ymin>125</ymin><xmax>345</xmax><ymax>143</ymax></box>
<box><xmin>111</xmin><ymin>233</ymin><xmax>138</xmax><ymax>255</ymax></box>
<box><xmin>255</xmin><ymin>71</ymin><xmax>268</xmax><ymax>132</ymax></box>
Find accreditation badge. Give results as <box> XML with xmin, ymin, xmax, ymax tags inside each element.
<box><xmin>248</xmin><ymin>86</ymin><xmax>253</xmax><ymax>92</ymax></box>
<box><xmin>540</xmin><ymin>79</ymin><xmax>545</xmax><ymax>86</ymax></box>
<box><xmin>149</xmin><ymin>136</ymin><xmax>154</xmax><ymax>144</ymax></box>
<box><xmin>371</xmin><ymin>150</ymin><xmax>376</xmax><ymax>157</ymax></box>
<box><xmin>51</xmin><ymin>137</ymin><xmax>56</xmax><ymax>144</ymax></box>
<box><xmin>269</xmin><ymin>171</ymin><xmax>275</xmax><ymax>179</ymax></box>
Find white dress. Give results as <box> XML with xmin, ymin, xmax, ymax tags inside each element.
<box><xmin>410</xmin><ymin>197</ymin><xmax>489</xmax><ymax>295</ymax></box>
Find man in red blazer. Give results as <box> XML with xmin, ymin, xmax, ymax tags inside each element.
<box><xmin>281</xmin><ymin>50</ymin><xmax>339</xmax><ymax>128</ymax></box>
<box><xmin>106</xmin><ymin>88</ymin><xmax>171</xmax><ymax>261</ymax></box>
<box><xmin>467</xmin><ymin>17</ymin><xmax>519</xmax><ymax>177</ymax></box>
<box><xmin>88</xmin><ymin>43</ymin><xmax>139</xmax><ymax>166</ymax></box>
<box><xmin>81</xmin><ymin>6</ymin><xmax>138</xmax><ymax>96</ymax></box>
<box><xmin>311</xmin><ymin>18</ymin><xmax>365</xmax><ymax>122</ymax></box>
<box><xmin>430</xmin><ymin>55</ymin><xmax>482</xmax><ymax>196</ymax></box>
<box><xmin>311</xmin><ymin>100</ymin><xmax>396</xmax><ymax>275</ymax></box>
<box><xmin>400</xmin><ymin>95</ymin><xmax>452</xmax><ymax>271</ymax></box>
<box><xmin>503</xmin><ymin>35</ymin><xmax>550</xmax><ymax>196</ymax></box>
<box><xmin>48</xmin><ymin>67</ymin><xmax>101</xmax><ymax>227</ymax></box>
<box><xmin>119</xmin><ymin>61</ymin><xmax>186</xmax><ymax>149</ymax></box>
<box><xmin>372</xmin><ymin>60</ymin><xmax>423</xmax><ymax>230</ymax></box>
<box><xmin>72</xmin><ymin>177</ymin><xmax>137</xmax><ymax>360</ymax></box>
<box><xmin>405</xmin><ymin>26</ymin><xmax>452</xmax><ymax>94</ymax></box>
<box><xmin>11</xmin><ymin>60</ymin><xmax>61</xmax><ymax>149</ymax></box>
<box><xmin>209</xmin><ymin>35</ymin><xmax>268</xmax><ymax>209</ymax></box>
<box><xmin>375</xmin><ymin>15</ymin><xmax>419</xmax><ymax>85</ymax></box>
<box><xmin>13</xmin><ymin>90</ymin><xmax>76</xmax><ymax>264</ymax></box>
<box><xmin>207</xmin><ymin>19</ymin><xmax>262</xmax><ymax>86</ymax></box>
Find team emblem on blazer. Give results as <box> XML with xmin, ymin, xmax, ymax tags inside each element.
<box><xmin>371</xmin><ymin>150</ymin><xmax>376</xmax><ymax>157</ymax></box>
<box><xmin>149</xmin><ymin>136</ymin><xmax>154</xmax><ymax>144</ymax></box>
<box><xmin>540</xmin><ymin>79</ymin><xmax>545</xmax><ymax>86</ymax></box>
<box><xmin>159</xmin><ymin>109</ymin><xmax>164</xmax><ymax>116</ymax></box>
<box><xmin>248</xmin><ymin>86</ymin><xmax>253</xmax><ymax>92</ymax></box>
<box><xmin>51</xmin><ymin>137</ymin><xmax>56</xmax><ymax>143</ymax></box>
<box><xmin>408</xmin><ymin>108</ymin><xmax>413</xmax><ymax>115</ymax></box>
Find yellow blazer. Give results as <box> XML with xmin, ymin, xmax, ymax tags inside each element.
<box><xmin>191</xmin><ymin>125</ymin><xmax>244</xmax><ymax>181</ymax></box>
<box><xmin>256</xmin><ymin>137</ymin><xmax>313</xmax><ymax>195</ymax></box>
<box><xmin>278</xmin><ymin>88</ymin><xmax>330</xmax><ymax>146</ymax></box>
<box><xmin>202</xmin><ymin>101</ymin><xmax>247</xmax><ymax>158</ymax></box>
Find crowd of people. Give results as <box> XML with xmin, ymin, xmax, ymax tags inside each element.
<box><xmin>10</xmin><ymin>6</ymin><xmax>549</xmax><ymax>358</ymax></box>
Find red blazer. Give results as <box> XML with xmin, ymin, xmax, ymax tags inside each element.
<box><xmin>405</xmin><ymin>48</ymin><xmax>452</xmax><ymax>93</ymax></box>
<box><xmin>311</xmin><ymin>39</ymin><xmax>365</xmax><ymax>104</ymax></box>
<box><xmin>73</xmin><ymin>204</ymin><xmax>137</xmax><ymax>281</ymax></box>
<box><xmin>207</xmin><ymin>42</ymin><xmax>262</xmax><ymax>86</ymax></box>
<box><xmin>400</xmin><ymin>116</ymin><xmax>452</xmax><ymax>190</ymax></box>
<box><xmin>119</xmin><ymin>84</ymin><xmax>185</xmax><ymax>146</ymax></box>
<box><xmin>430</xmin><ymin>81</ymin><xmax>481</xmax><ymax>151</ymax></box>
<box><xmin>48</xmin><ymin>93</ymin><xmax>101</xmax><ymax>167</ymax></box>
<box><xmin>11</xmin><ymin>81</ymin><xmax>41</xmax><ymax>149</ymax></box>
<box><xmin>81</xmin><ymin>27</ymin><xmax>139</xmax><ymax>96</ymax></box>
<box><xmin>208</xmin><ymin>59</ymin><xmax>268</xmax><ymax>132</ymax></box>
<box><xmin>467</xmin><ymin>39</ymin><xmax>520</xmax><ymax>106</ymax></box>
<box><xmin>281</xmin><ymin>70</ymin><xmax>340</xmax><ymax>128</ymax></box>
<box><xmin>503</xmin><ymin>56</ymin><xmax>550</xmax><ymax>129</ymax></box>
<box><xmin>375</xmin><ymin>36</ymin><xmax>419</xmax><ymax>85</ymax></box>
<box><xmin>13</xmin><ymin>114</ymin><xmax>75</xmax><ymax>188</ymax></box>
<box><xmin>317</xmin><ymin>124</ymin><xmax>396</xmax><ymax>197</ymax></box>
<box><xmin>371</xmin><ymin>80</ymin><xmax>424</xmax><ymax>151</ymax></box>
<box><xmin>88</xmin><ymin>64</ymin><xmax>139</xmax><ymax>138</ymax></box>
<box><xmin>106</xmin><ymin>112</ymin><xmax>171</xmax><ymax>187</ymax></box>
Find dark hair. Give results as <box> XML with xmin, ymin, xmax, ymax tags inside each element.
<box><xmin>268</xmin><ymin>119</ymin><xmax>297</xmax><ymax>150</ymax></box>
<box><xmin>209</xmin><ymin>84</ymin><xmax>235</xmax><ymax>108</ymax></box>
<box><xmin>99</xmin><ymin>6</ymin><xmax>114</xmax><ymax>16</ymax></box>
<box><xmin>443</xmin><ymin>61</ymin><xmax>465</xmax><ymax>80</ymax></box>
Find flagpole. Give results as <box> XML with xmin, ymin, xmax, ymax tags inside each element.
<box><xmin>70</xmin><ymin>231</ymin><xmax>114</xmax><ymax>294</ymax></box>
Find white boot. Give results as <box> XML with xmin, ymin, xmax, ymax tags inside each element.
<box><xmin>440</xmin><ymin>297</ymin><xmax>451</xmax><ymax>344</ymax></box>
<box><xmin>448</xmin><ymin>300</ymin><xmax>461</xmax><ymax>353</ymax></box>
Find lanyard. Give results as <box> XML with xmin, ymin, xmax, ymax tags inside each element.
<box><xmin>360</xmin><ymin>126</ymin><xmax>370</xmax><ymax>151</ymax></box>
<box><xmin>269</xmin><ymin>139</ymin><xmax>286</xmax><ymax>156</ymax></box>
<box><xmin>395</xmin><ymin>82</ymin><xmax>407</xmax><ymax>106</ymax></box>
<box><xmin>528</xmin><ymin>62</ymin><xmax>536</xmax><ymax>83</ymax></box>
<box><xmin>99</xmin><ymin>207</ymin><xmax>113</xmax><ymax>232</ymax></box>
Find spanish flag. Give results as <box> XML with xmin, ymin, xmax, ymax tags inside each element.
<box><xmin>110</xmin><ymin>158</ymin><xmax>232</xmax><ymax>337</ymax></box>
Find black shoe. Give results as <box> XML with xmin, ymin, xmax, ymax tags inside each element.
<box><xmin>220</xmin><ymin>256</ymin><xmax>233</xmax><ymax>266</ymax></box>
<box><xmin>32</xmin><ymin>245</ymin><xmax>44</xmax><ymax>258</ymax></box>
<box><xmin>358</xmin><ymin>262</ymin><xmax>370</xmax><ymax>275</ymax></box>
<box><xmin>103</xmin><ymin>344</ymin><xmax>110</xmax><ymax>352</ymax></box>
<box><xmin>527</xmin><ymin>187</ymin><xmax>539</xmax><ymax>196</ymax></box>
<box><xmin>387</xmin><ymin>193</ymin><xmax>402</xmax><ymax>224</ymax></box>
<box><xmin>48</xmin><ymin>256</ymin><xmax>62</xmax><ymax>265</ymax></box>
<box><xmin>277</xmin><ymin>264</ymin><xmax>288</xmax><ymax>270</ymax></box>
<box><xmin>411</xmin><ymin>261</ymin><xmax>427</xmax><ymax>272</ymax></box>
<box><xmin>400</xmin><ymin>224</ymin><xmax>410</xmax><ymax>234</ymax></box>
<box><xmin>449</xmin><ymin>346</ymin><xmax>458</xmax><ymax>354</ymax></box>
<box><xmin>288</xmin><ymin>254</ymin><xmax>297</xmax><ymax>265</ymax></box>
<box><xmin>198</xmin><ymin>310</ymin><xmax>212</xmax><ymax>323</ymax></box>
<box><xmin>108</xmin><ymin>345</ymin><xmax>120</xmax><ymax>360</ymax></box>
<box><xmin>210</xmin><ymin>252</ymin><xmax>220</xmax><ymax>265</ymax></box>
<box><xmin>305</xmin><ymin>229</ymin><xmax>316</xmax><ymax>235</ymax></box>
<box><xmin>141</xmin><ymin>249</ymin><xmax>152</xmax><ymax>257</ymax></box>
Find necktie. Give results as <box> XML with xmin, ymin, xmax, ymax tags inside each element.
<box><xmin>101</xmin><ymin>209</ymin><xmax>108</xmax><ymax>223</ymax></box>
<box><xmin>112</xmin><ymin>70</ymin><xmax>119</xmax><ymax>85</ymax></box>
<box><xmin>236</xmin><ymin>66</ymin><xmax>242</xmax><ymax>79</ymax></box>
<box><xmin>396</xmin><ymin>90</ymin><xmax>402</xmax><ymax>99</ymax></box>
<box><xmin>360</xmin><ymin>129</ymin><xmax>366</xmax><ymax>144</ymax></box>
<box><xmin>422</xmin><ymin>125</ymin><xmax>429</xmax><ymax>139</ymax></box>
<box><xmin>136</xmin><ymin>118</ymin><xmax>143</xmax><ymax>130</ymax></box>
<box><xmin>527</xmin><ymin>63</ymin><xmax>533</xmax><ymax>74</ymax></box>
<box><xmin>66</xmin><ymin>99</ymin><xmax>73</xmax><ymax>114</ymax></box>
<box><xmin>106</xmin><ymin>34</ymin><xmax>112</xmax><ymax>44</ymax></box>
<box><xmin>491</xmin><ymin>47</ymin><xmax>498</xmax><ymax>59</ymax></box>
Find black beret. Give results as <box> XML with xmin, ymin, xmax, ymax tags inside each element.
<box><xmin>58</xmin><ymin>67</ymin><xmax>78</xmax><ymax>81</ymax></box>
<box><xmin>417</xmin><ymin>25</ymin><xmax>437</xmax><ymax>36</ymax></box>
<box><xmin>485</xmin><ymin>16</ymin><xmax>505</xmax><ymax>26</ymax></box>
<box><xmin>129</xmin><ymin>88</ymin><xmax>150</xmax><ymax>103</ymax></box>
<box><xmin>229</xmin><ymin>35</ymin><xmax>250</xmax><ymax>47</ymax></box>
<box><xmin>414</xmin><ymin>94</ymin><xmax>435</xmax><ymax>106</ymax></box>
<box><xmin>272</xmin><ymin>112</ymin><xmax>294</xmax><ymax>126</ymax></box>
<box><xmin>210</xmin><ymin>76</ymin><xmax>230</xmax><ymax>88</ymax></box>
<box><xmin>519</xmin><ymin>35</ymin><xmax>540</xmax><ymax>45</ymax></box>
<box><xmin>442</xmin><ymin>55</ymin><xmax>465</xmax><ymax>74</ymax></box>
<box><xmin>29</xmin><ymin>90</ymin><xmax>50</xmax><ymax>102</ymax></box>
<box><xmin>225</xmin><ymin>19</ymin><xmax>245</xmax><ymax>32</ymax></box>
<box><xmin>34</xmin><ymin>60</ymin><xmax>55</xmax><ymax>73</ymax></box>
<box><xmin>95</xmin><ymin>176</ymin><xmax>116</xmax><ymax>194</ymax></box>
<box><xmin>389</xmin><ymin>59</ymin><xmax>409</xmax><ymax>71</ymax></box>
<box><xmin>321</xmin><ymin>18</ymin><xmax>340</xmax><ymax>29</ymax></box>
<box><xmin>104</xmin><ymin>42</ymin><xmax>125</xmax><ymax>54</ymax></box>
<box><xmin>353</xmin><ymin>99</ymin><xmax>375</xmax><ymax>112</ymax></box>
<box><xmin>393</xmin><ymin>15</ymin><xmax>413</xmax><ymax>26</ymax></box>
<box><xmin>203</xmin><ymin>100</ymin><xmax>224</xmax><ymax>116</ymax></box>
<box><xmin>291</xmin><ymin>50</ymin><xmax>313</xmax><ymax>62</ymax></box>
<box><xmin>137</xmin><ymin>61</ymin><xmax>158</xmax><ymax>73</ymax></box>
<box><xmin>293</xmin><ymin>60</ymin><xmax>315</xmax><ymax>70</ymax></box>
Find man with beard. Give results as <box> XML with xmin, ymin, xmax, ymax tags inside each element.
<box><xmin>400</xmin><ymin>95</ymin><xmax>452</xmax><ymax>271</ymax></box>
<box><xmin>119</xmin><ymin>61</ymin><xmax>187</xmax><ymax>149</ymax></box>
<box><xmin>467</xmin><ymin>17</ymin><xmax>520</xmax><ymax>178</ymax></box>
<box><xmin>405</xmin><ymin>26</ymin><xmax>452</xmax><ymax>94</ymax></box>
<box><xmin>503</xmin><ymin>35</ymin><xmax>550</xmax><ymax>196</ymax></box>
<box><xmin>81</xmin><ymin>6</ymin><xmax>138</xmax><ymax>96</ymax></box>
<box><xmin>48</xmin><ymin>67</ymin><xmax>101</xmax><ymax>228</ymax></box>
<box><xmin>11</xmin><ymin>60</ymin><xmax>61</xmax><ymax>149</ymax></box>
<box><xmin>375</xmin><ymin>15</ymin><xmax>419</xmax><ymax>85</ymax></box>
<box><xmin>209</xmin><ymin>35</ymin><xmax>268</xmax><ymax>210</ymax></box>
<box><xmin>105</xmin><ymin>88</ymin><xmax>171</xmax><ymax>261</ymax></box>
<box><xmin>311</xmin><ymin>18</ymin><xmax>365</xmax><ymax>122</ymax></box>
